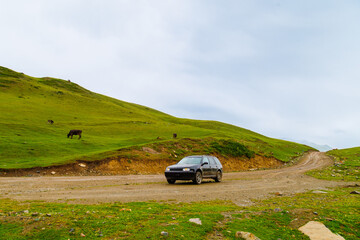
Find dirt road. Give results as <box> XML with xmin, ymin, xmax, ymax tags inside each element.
<box><xmin>0</xmin><ymin>152</ymin><xmax>348</xmax><ymax>205</ymax></box>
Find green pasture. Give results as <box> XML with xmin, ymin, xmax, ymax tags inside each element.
<box><xmin>0</xmin><ymin>186</ymin><xmax>358</xmax><ymax>239</ymax></box>
<box><xmin>0</xmin><ymin>66</ymin><xmax>312</xmax><ymax>169</ymax></box>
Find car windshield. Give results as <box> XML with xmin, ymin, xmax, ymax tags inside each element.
<box><xmin>177</xmin><ymin>156</ymin><xmax>202</xmax><ymax>165</ymax></box>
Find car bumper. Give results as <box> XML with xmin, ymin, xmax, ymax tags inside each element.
<box><xmin>165</xmin><ymin>171</ymin><xmax>196</xmax><ymax>180</ymax></box>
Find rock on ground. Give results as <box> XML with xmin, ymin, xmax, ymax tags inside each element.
<box><xmin>312</xmin><ymin>190</ymin><xmax>328</xmax><ymax>194</ymax></box>
<box><xmin>299</xmin><ymin>221</ymin><xmax>345</xmax><ymax>240</ymax></box>
<box><xmin>235</xmin><ymin>231</ymin><xmax>261</xmax><ymax>240</ymax></box>
<box><xmin>189</xmin><ymin>218</ymin><xmax>202</xmax><ymax>225</ymax></box>
<box><xmin>160</xmin><ymin>231</ymin><xmax>168</xmax><ymax>236</ymax></box>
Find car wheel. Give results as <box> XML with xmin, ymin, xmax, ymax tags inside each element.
<box><xmin>215</xmin><ymin>170</ymin><xmax>222</xmax><ymax>182</ymax></box>
<box><xmin>193</xmin><ymin>171</ymin><xmax>202</xmax><ymax>184</ymax></box>
<box><xmin>167</xmin><ymin>179</ymin><xmax>176</xmax><ymax>184</ymax></box>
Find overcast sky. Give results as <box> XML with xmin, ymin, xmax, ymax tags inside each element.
<box><xmin>1</xmin><ymin>0</ymin><xmax>360</xmax><ymax>149</ymax></box>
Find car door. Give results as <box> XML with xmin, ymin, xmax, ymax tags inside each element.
<box><xmin>201</xmin><ymin>156</ymin><xmax>211</xmax><ymax>176</ymax></box>
<box><xmin>209</xmin><ymin>157</ymin><xmax>219</xmax><ymax>176</ymax></box>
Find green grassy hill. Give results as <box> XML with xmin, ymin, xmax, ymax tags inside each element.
<box><xmin>0</xmin><ymin>66</ymin><xmax>312</xmax><ymax>169</ymax></box>
<box><xmin>307</xmin><ymin>147</ymin><xmax>360</xmax><ymax>181</ymax></box>
<box><xmin>327</xmin><ymin>147</ymin><xmax>360</xmax><ymax>167</ymax></box>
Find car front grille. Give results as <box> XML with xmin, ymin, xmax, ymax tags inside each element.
<box><xmin>170</xmin><ymin>168</ymin><xmax>183</xmax><ymax>171</ymax></box>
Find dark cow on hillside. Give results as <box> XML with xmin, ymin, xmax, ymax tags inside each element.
<box><xmin>67</xmin><ymin>130</ymin><xmax>82</xmax><ymax>139</ymax></box>
<box><xmin>173</xmin><ymin>133</ymin><xmax>177</xmax><ymax>139</ymax></box>
<box><xmin>48</xmin><ymin>120</ymin><xmax>54</xmax><ymax>124</ymax></box>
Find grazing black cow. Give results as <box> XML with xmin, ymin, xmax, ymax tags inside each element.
<box><xmin>173</xmin><ymin>133</ymin><xmax>177</xmax><ymax>139</ymax></box>
<box><xmin>48</xmin><ymin>120</ymin><xmax>54</xmax><ymax>124</ymax></box>
<box><xmin>67</xmin><ymin>130</ymin><xmax>82</xmax><ymax>139</ymax></box>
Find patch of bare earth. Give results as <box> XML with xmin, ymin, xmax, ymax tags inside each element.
<box><xmin>0</xmin><ymin>147</ymin><xmax>282</xmax><ymax>177</ymax></box>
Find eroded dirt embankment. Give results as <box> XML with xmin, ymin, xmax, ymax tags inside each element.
<box><xmin>0</xmin><ymin>147</ymin><xmax>283</xmax><ymax>177</ymax></box>
<box><xmin>0</xmin><ymin>152</ymin><xmax>351</xmax><ymax>206</ymax></box>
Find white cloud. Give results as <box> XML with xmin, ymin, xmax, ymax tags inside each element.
<box><xmin>1</xmin><ymin>0</ymin><xmax>360</xmax><ymax>148</ymax></box>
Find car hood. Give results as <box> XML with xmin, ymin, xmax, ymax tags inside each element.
<box><xmin>167</xmin><ymin>164</ymin><xmax>199</xmax><ymax>169</ymax></box>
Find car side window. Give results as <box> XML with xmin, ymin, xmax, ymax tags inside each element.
<box><xmin>202</xmin><ymin>157</ymin><xmax>209</xmax><ymax>165</ymax></box>
<box><xmin>209</xmin><ymin>157</ymin><xmax>216</xmax><ymax>166</ymax></box>
<box><xmin>214</xmin><ymin>157</ymin><xmax>221</xmax><ymax>165</ymax></box>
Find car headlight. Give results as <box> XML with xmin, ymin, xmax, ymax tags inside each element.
<box><xmin>183</xmin><ymin>168</ymin><xmax>190</xmax><ymax>171</ymax></box>
<box><xmin>166</xmin><ymin>168</ymin><xmax>170</xmax><ymax>171</ymax></box>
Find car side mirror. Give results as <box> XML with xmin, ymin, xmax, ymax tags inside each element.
<box><xmin>201</xmin><ymin>162</ymin><xmax>208</xmax><ymax>166</ymax></box>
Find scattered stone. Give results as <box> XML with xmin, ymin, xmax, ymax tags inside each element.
<box><xmin>312</xmin><ymin>190</ymin><xmax>327</xmax><ymax>194</ymax></box>
<box><xmin>172</xmin><ymin>217</ymin><xmax>176</xmax><ymax>220</ymax></box>
<box><xmin>31</xmin><ymin>212</ymin><xmax>39</xmax><ymax>216</ymax></box>
<box><xmin>142</xmin><ymin>147</ymin><xmax>160</xmax><ymax>154</ymax></box>
<box><xmin>235</xmin><ymin>231</ymin><xmax>261</xmax><ymax>240</ymax></box>
<box><xmin>275</xmin><ymin>192</ymin><xmax>283</xmax><ymax>196</ymax></box>
<box><xmin>69</xmin><ymin>228</ymin><xmax>75</xmax><ymax>233</ymax></box>
<box><xmin>79</xmin><ymin>163</ymin><xmax>86</xmax><ymax>168</ymax></box>
<box><xmin>51</xmin><ymin>171</ymin><xmax>56</xmax><ymax>175</ymax></box>
<box><xmin>325</xmin><ymin>218</ymin><xmax>334</xmax><ymax>221</ymax></box>
<box><xmin>120</xmin><ymin>208</ymin><xmax>132</xmax><ymax>212</ymax></box>
<box><xmin>350</xmin><ymin>191</ymin><xmax>360</xmax><ymax>195</ymax></box>
<box><xmin>161</xmin><ymin>231</ymin><xmax>168</xmax><ymax>237</ymax></box>
<box><xmin>274</xmin><ymin>208</ymin><xmax>283</xmax><ymax>212</ymax></box>
<box><xmin>46</xmin><ymin>213</ymin><xmax>51</xmax><ymax>217</ymax></box>
<box><xmin>299</xmin><ymin>221</ymin><xmax>345</xmax><ymax>240</ymax></box>
<box><xmin>80</xmin><ymin>233</ymin><xmax>86</xmax><ymax>237</ymax></box>
<box><xmin>189</xmin><ymin>218</ymin><xmax>202</xmax><ymax>225</ymax></box>
<box><xmin>36</xmin><ymin>170</ymin><xmax>40</xmax><ymax>173</ymax></box>
<box><xmin>23</xmin><ymin>210</ymin><xmax>29</xmax><ymax>214</ymax></box>
<box><xmin>313</xmin><ymin>212</ymin><xmax>318</xmax><ymax>215</ymax></box>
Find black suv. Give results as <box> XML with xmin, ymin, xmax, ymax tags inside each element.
<box><xmin>164</xmin><ymin>155</ymin><xmax>223</xmax><ymax>184</ymax></box>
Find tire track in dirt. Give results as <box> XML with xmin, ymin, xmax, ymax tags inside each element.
<box><xmin>0</xmin><ymin>152</ymin><xmax>349</xmax><ymax>205</ymax></box>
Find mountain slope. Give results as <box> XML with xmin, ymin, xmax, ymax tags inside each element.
<box><xmin>306</xmin><ymin>146</ymin><xmax>360</xmax><ymax>181</ymax></box>
<box><xmin>0</xmin><ymin>66</ymin><xmax>313</xmax><ymax>169</ymax></box>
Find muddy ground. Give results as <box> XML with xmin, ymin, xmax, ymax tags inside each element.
<box><xmin>0</xmin><ymin>152</ymin><xmax>352</xmax><ymax>206</ymax></box>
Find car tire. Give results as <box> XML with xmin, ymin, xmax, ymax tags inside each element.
<box><xmin>193</xmin><ymin>171</ymin><xmax>202</xmax><ymax>185</ymax></box>
<box><xmin>215</xmin><ymin>170</ymin><xmax>222</xmax><ymax>182</ymax></box>
<box><xmin>167</xmin><ymin>179</ymin><xmax>176</xmax><ymax>184</ymax></box>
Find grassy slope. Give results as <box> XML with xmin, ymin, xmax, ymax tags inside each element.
<box><xmin>308</xmin><ymin>147</ymin><xmax>360</xmax><ymax>181</ymax></box>
<box><xmin>327</xmin><ymin>147</ymin><xmax>360</xmax><ymax>167</ymax></box>
<box><xmin>0</xmin><ymin>66</ymin><xmax>312</xmax><ymax>169</ymax></box>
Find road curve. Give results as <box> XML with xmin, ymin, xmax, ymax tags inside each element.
<box><xmin>0</xmin><ymin>152</ymin><xmax>348</xmax><ymax>205</ymax></box>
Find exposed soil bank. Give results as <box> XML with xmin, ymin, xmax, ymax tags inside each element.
<box><xmin>0</xmin><ymin>153</ymin><xmax>282</xmax><ymax>177</ymax></box>
<box><xmin>1</xmin><ymin>137</ymin><xmax>289</xmax><ymax>177</ymax></box>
